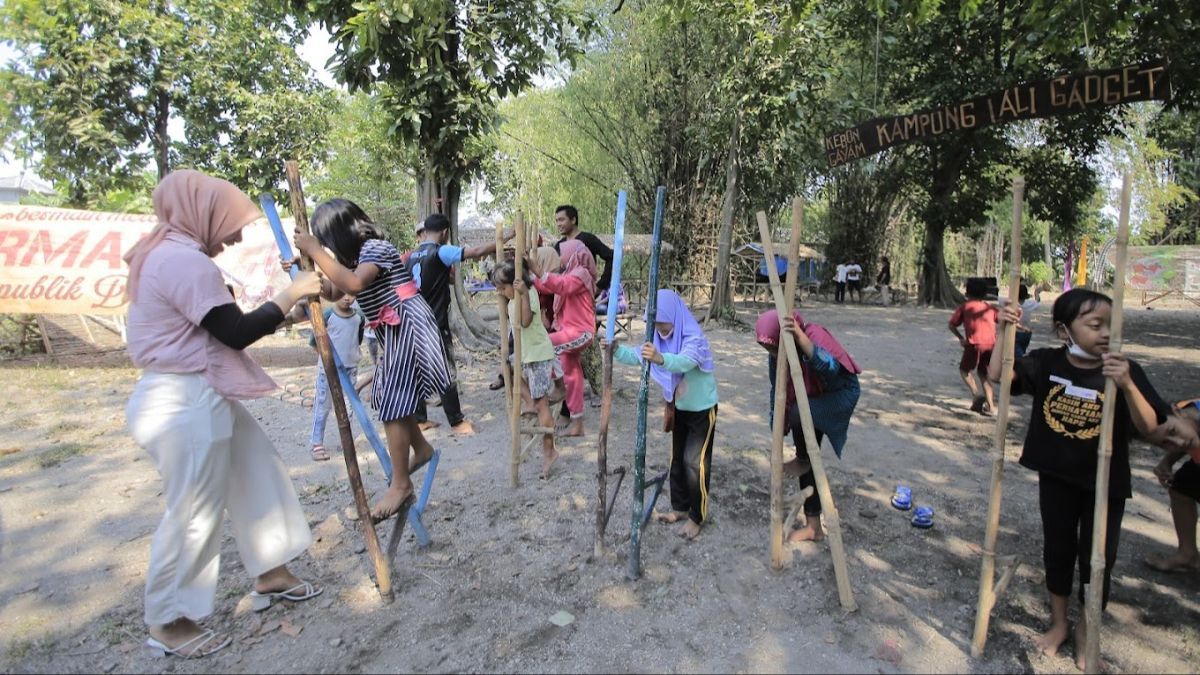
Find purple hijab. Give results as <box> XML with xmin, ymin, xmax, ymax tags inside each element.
<box><xmin>647</xmin><ymin>289</ymin><xmax>713</xmax><ymax>401</ymax></box>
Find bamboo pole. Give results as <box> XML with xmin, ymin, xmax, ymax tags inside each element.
<box><xmin>971</xmin><ymin>176</ymin><xmax>1025</xmax><ymax>656</ymax></box>
<box><xmin>627</xmin><ymin>185</ymin><xmax>667</xmax><ymax>581</ymax></box>
<box><xmin>596</xmin><ymin>190</ymin><xmax>628</xmax><ymax>557</ymax></box>
<box><xmin>756</xmin><ymin>210</ymin><xmax>856</xmax><ymax>611</ymax></box>
<box><xmin>496</xmin><ymin>219</ymin><xmax>512</xmax><ymax>417</ymax></box>
<box><xmin>509</xmin><ymin>212</ymin><xmax>527</xmax><ymax>488</ymax></box>
<box><xmin>769</xmin><ymin>199</ymin><xmax>804</xmax><ymax>570</ymax></box>
<box><xmin>284</xmin><ymin>161</ymin><xmax>393</xmax><ymax>603</ymax></box>
<box><xmin>1083</xmin><ymin>172</ymin><xmax>1133</xmax><ymax>674</ymax></box>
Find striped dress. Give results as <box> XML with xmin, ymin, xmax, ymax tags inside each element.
<box><xmin>355</xmin><ymin>239</ymin><xmax>450</xmax><ymax>421</ymax></box>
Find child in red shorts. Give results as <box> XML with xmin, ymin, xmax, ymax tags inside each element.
<box><xmin>949</xmin><ymin>278</ymin><xmax>998</xmax><ymax>415</ymax></box>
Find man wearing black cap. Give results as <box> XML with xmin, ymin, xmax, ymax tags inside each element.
<box><xmin>410</xmin><ymin>213</ymin><xmax>513</xmax><ymax>434</ymax></box>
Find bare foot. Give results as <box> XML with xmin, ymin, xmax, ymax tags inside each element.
<box><xmin>450</xmin><ymin>420</ymin><xmax>476</xmax><ymax>436</ymax></box>
<box><xmin>1073</xmin><ymin>618</ymin><xmax>1106</xmax><ymax>672</ymax></box>
<box><xmin>653</xmin><ymin>510</ymin><xmax>688</xmax><ymax>524</ymax></box>
<box><xmin>371</xmin><ymin>484</ymin><xmax>415</xmax><ymax>522</ymax></box>
<box><xmin>418</xmin><ymin>420</ymin><xmax>441</xmax><ymax>432</ymax></box>
<box><xmin>557</xmin><ymin>418</ymin><xmax>584</xmax><ymax>437</ymax></box>
<box><xmin>409</xmin><ymin>446</ymin><xmax>434</xmax><ymax>474</ymax></box>
<box><xmin>541</xmin><ymin>448</ymin><xmax>560</xmax><ymax>479</ymax></box>
<box><xmin>788</xmin><ymin>521</ymin><xmax>825</xmax><ymax>543</ymax></box>
<box><xmin>1033</xmin><ymin>620</ymin><xmax>1069</xmax><ymax>657</ymax></box>
<box><xmin>1144</xmin><ymin>552</ymin><xmax>1200</xmax><ymax>573</ymax></box>
<box><xmin>677</xmin><ymin>519</ymin><xmax>702</xmax><ymax>540</ymax></box>
<box><xmin>782</xmin><ymin>458</ymin><xmax>811</xmax><ymax>477</ymax></box>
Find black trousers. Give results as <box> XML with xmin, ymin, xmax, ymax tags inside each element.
<box><xmin>834</xmin><ymin>281</ymin><xmax>846</xmax><ymax>303</ymax></box>
<box><xmin>416</xmin><ymin>327</ymin><xmax>464</xmax><ymax>426</ymax></box>
<box><xmin>1038</xmin><ymin>472</ymin><xmax>1126</xmax><ymax>608</ymax></box>
<box><xmin>787</xmin><ymin>403</ymin><xmax>824</xmax><ymax>516</ymax></box>
<box><xmin>670</xmin><ymin>406</ymin><xmax>717</xmax><ymax>525</ymax></box>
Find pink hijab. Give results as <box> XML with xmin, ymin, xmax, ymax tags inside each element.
<box><xmin>123</xmin><ymin>169</ymin><xmax>260</xmax><ymax>301</ymax></box>
<box><xmin>554</xmin><ymin>239</ymin><xmax>597</xmax><ymax>317</ymax></box>
<box><xmin>125</xmin><ymin>170</ymin><xmax>276</xmax><ymax>400</ymax></box>
<box><xmin>756</xmin><ymin>309</ymin><xmax>860</xmax><ymax>396</ymax></box>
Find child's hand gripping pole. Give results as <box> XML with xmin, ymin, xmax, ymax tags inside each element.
<box><xmin>260</xmin><ymin>194</ymin><xmax>394</xmax><ymax>482</ymax></box>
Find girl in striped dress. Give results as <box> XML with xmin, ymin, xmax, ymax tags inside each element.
<box><xmin>294</xmin><ymin>199</ymin><xmax>450</xmax><ymax>522</ymax></box>
<box><xmin>757</xmin><ymin>309</ymin><xmax>861</xmax><ymax>543</ymax></box>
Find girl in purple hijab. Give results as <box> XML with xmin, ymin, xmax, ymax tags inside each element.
<box><xmin>602</xmin><ymin>290</ymin><xmax>718</xmax><ymax>540</ymax></box>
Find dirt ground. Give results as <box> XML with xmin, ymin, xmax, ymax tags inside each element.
<box><xmin>1</xmin><ymin>295</ymin><xmax>1198</xmax><ymax>674</ymax></box>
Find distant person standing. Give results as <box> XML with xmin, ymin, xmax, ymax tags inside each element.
<box><xmin>876</xmin><ymin>256</ymin><xmax>892</xmax><ymax>306</ymax></box>
<box><xmin>846</xmin><ymin>260</ymin><xmax>863</xmax><ymax>303</ymax></box>
<box><xmin>553</xmin><ymin>205</ymin><xmax>613</xmax><ymax>294</ymax></box>
<box><xmin>834</xmin><ymin>262</ymin><xmax>848</xmax><ymax>304</ymax></box>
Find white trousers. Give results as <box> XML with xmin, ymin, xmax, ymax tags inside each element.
<box><xmin>126</xmin><ymin>373</ymin><xmax>312</xmax><ymax>625</ymax></box>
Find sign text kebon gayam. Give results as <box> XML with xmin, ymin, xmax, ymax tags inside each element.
<box><xmin>825</xmin><ymin>59</ymin><xmax>1171</xmax><ymax>167</ymax></box>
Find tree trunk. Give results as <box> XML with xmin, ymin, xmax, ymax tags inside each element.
<box><xmin>706</xmin><ymin>112</ymin><xmax>740</xmax><ymax>324</ymax></box>
<box><xmin>919</xmin><ymin>219</ymin><xmax>964</xmax><ymax>306</ymax></box>
<box><xmin>153</xmin><ymin>87</ymin><xmax>170</xmax><ymax>181</ymax></box>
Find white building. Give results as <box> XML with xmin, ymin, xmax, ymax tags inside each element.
<box><xmin>0</xmin><ymin>170</ymin><xmax>56</xmax><ymax>203</ymax></box>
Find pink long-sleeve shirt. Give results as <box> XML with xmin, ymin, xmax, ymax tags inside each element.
<box><xmin>534</xmin><ymin>272</ymin><xmax>595</xmax><ymax>337</ymax></box>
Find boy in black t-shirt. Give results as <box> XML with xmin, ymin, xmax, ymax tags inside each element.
<box><xmin>409</xmin><ymin>214</ymin><xmax>513</xmax><ymax>435</ymax></box>
<box><xmin>1144</xmin><ymin>399</ymin><xmax>1200</xmax><ymax>573</ymax></box>
<box><xmin>991</xmin><ymin>288</ymin><xmax>1168</xmax><ymax>672</ymax></box>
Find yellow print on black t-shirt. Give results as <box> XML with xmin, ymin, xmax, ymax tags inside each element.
<box><xmin>1042</xmin><ymin>384</ymin><xmax>1104</xmax><ymax>440</ymax></box>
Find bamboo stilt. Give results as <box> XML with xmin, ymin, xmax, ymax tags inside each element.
<box><xmin>1083</xmin><ymin>173</ymin><xmax>1133</xmax><ymax>674</ymax></box>
<box><xmin>496</xmin><ymin>218</ymin><xmax>512</xmax><ymax>412</ymax></box>
<box><xmin>596</xmin><ymin>191</ymin><xmax>628</xmax><ymax>557</ymax></box>
<box><xmin>769</xmin><ymin>199</ymin><xmax>804</xmax><ymax>570</ymax></box>
<box><xmin>756</xmin><ymin>209</ymin><xmax>856</xmax><ymax>611</ymax></box>
<box><xmin>510</xmin><ymin>212</ymin><xmax>527</xmax><ymax>488</ymax></box>
<box><xmin>284</xmin><ymin>161</ymin><xmax>393</xmax><ymax>603</ymax></box>
<box><xmin>627</xmin><ymin>186</ymin><xmax>667</xmax><ymax>581</ymax></box>
<box><xmin>971</xmin><ymin>176</ymin><xmax>1025</xmax><ymax>656</ymax></box>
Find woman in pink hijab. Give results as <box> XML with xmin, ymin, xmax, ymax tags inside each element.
<box><xmin>528</xmin><ymin>239</ymin><xmax>596</xmax><ymax>436</ymax></box>
<box><xmin>124</xmin><ymin>170</ymin><xmax>324</xmax><ymax>658</ymax></box>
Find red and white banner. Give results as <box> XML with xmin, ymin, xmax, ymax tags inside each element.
<box><xmin>0</xmin><ymin>205</ymin><xmax>292</xmax><ymax>315</ymax></box>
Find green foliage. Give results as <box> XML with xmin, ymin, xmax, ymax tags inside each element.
<box><xmin>287</xmin><ymin>0</ymin><xmax>597</xmax><ymax>196</ymax></box>
<box><xmin>307</xmin><ymin>93</ymin><xmax>419</xmax><ymax>246</ymax></box>
<box><xmin>0</xmin><ymin>0</ymin><xmax>332</xmax><ymax>206</ymax></box>
<box><xmin>1022</xmin><ymin>260</ymin><xmax>1052</xmax><ymax>286</ymax></box>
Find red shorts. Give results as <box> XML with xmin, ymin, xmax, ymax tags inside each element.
<box><xmin>959</xmin><ymin>344</ymin><xmax>993</xmax><ymax>374</ymax></box>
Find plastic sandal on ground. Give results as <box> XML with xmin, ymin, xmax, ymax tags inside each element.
<box><xmin>145</xmin><ymin>630</ymin><xmax>231</xmax><ymax>659</ymax></box>
<box><xmin>911</xmin><ymin>505</ymin><xmax>935</xmax><ymax>529</ymax></box>
<box><xmin>249</xmin><ymin>580</ymin><xmax>323</xmax><ymax>612</ymax></box>
<box><xmin>891</xmin><ymin>485</ymin><xmax>913</xmax><ymax>511</ymax></box>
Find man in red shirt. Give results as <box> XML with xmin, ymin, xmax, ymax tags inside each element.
<box><xmin>949</xmin><ymin>278</ymin><xmax>998</xmax><ymax>415</ymax></box>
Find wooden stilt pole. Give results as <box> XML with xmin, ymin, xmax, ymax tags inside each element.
<box><xmin>770</xmin><ymin>199</ymin><xmax>804</xmax><ymax>570</ymax></box>
<box><xmin>1083</xmin><ymin>172</ymin><xmax>1133</xmax><ymax>674</ymax></box>
<box><xmin>627</xmin><ymin>185</ymin><xmax>667</xmax><ymax>581</ymax></box>
<box><xmin>510</xmin><ymin>212</ymin><xmax>527</xmax><ymax>488</ymax></box>
<box><xmin>284</xmin><ymin>161</ymin><xmax>393</xmax><ymax>603</ymax></box>
<box><xmin>971</xmin><ymin>176</ymin><xmax>1025</xmax><ymax>656</ymax></box>
<box><xmin>496</xmin><ymin>219</ymin><xmax>512</xmax><ymax>424</ymax></box>
<box><xmin>756</xmin><ymin>209</ymin><xmax>856</xmax><ymax>611</ymax></box>
<box><xmin>596</xmin><ymin>190</ymin><xmax>628</xmax><ymax>557</ymax></box>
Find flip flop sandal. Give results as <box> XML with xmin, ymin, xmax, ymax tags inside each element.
<box><xmin>250</xmin><ymin>580</ymin><xmax>323</xmax><ymax>612</ymax></box>
<box><xmin>311</xmin><ymin>444</ymin><xmax>330</xmax><ymax>461</ymax></box>
<box><xmin>891</xmin><ymin>485</ymin><xmax>913</xmax><ymax>511</ymax></box>
<box><xmin>489</xmin><ymin>376</ymin><xmax>506</xmax><ymax>391</ymax></box>
<box><xmin>911</xmin><ymin>505</ymin><xmax>935</xmax><ymax>529</ymax></box>
<box><xmin>146</xmin><ymin>630</ymin><xmax>231</xmax><ymax>658</ymax></box>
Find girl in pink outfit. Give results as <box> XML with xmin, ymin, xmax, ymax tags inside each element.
<box><xmin>530</xmin><ymin>239</ymin><xmax>596</xmax><ymax>437</ymax></box>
